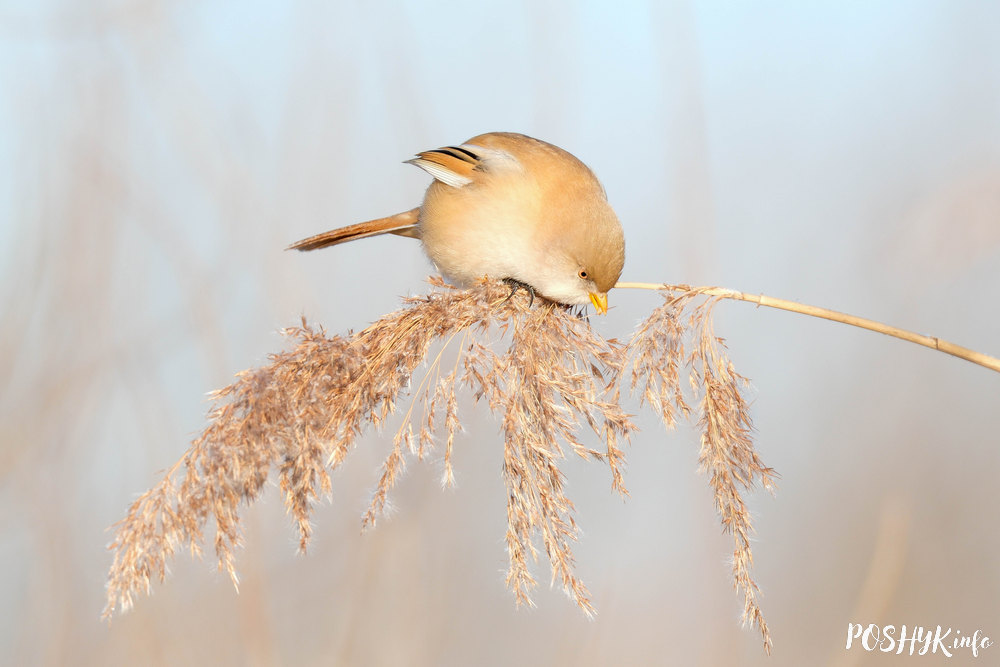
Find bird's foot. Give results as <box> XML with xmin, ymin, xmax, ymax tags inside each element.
<box><xmin>502</xmin><ymin>278</ymin><xmax>535</xmax><ymax>307</ymax></box>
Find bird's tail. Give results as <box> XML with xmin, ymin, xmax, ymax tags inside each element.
<box><xmin>287</xmin><ymin>208</ymin><xmax>420</xmax><ymax>251</ymax></box>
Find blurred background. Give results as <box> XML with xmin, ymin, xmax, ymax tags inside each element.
<box><xmin>2</xmin><ymin>1</ymin><xmax>998</xmax><ymax>665</ymax></box>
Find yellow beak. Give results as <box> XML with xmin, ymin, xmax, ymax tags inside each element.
<box><xmin>588</xmin><ymin>292</ymin><xmax>609</xmax><ymax>315</ymax></box>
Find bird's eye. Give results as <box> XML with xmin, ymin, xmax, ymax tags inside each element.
<box><xmin>578</xmin><ymin>270</ymin><xmax>588</xmax><ymax>279</ymax></box>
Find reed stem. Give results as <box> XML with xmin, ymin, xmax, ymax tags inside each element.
<box><xmin>615</xmin><ymin>282</ymin><xmax>1000</xmax><ymax>374</ymax></box>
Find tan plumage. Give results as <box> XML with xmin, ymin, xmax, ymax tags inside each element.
<box><xmin>289</xmin><ymin>132</ymin><xmax>625</xmax><ymax>313</ymax></box>
<box><xmin>288</xmin><ymin>208</ymin><xmax>420</xmax><ymax>250</ymax></box>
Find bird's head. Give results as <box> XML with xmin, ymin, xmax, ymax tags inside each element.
<box><xmin>533</xmin><ymin>200</ymin><xmax>625</xmax><ymax>314</ymax></box>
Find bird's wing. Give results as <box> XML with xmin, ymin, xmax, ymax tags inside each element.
<box><xmin>406</xmin><ymin>143</ymin><xmax>520</xmax><ymax>188</ymax></box>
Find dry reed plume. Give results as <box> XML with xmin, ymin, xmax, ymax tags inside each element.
<box><xmin>629</xmin><ymin>289</ymin><xmax>778</xmax><ymax>647</ymax></box>
<box><xmin>104</xmin><ymin>278</ymin><xmax>801</xmax><ymax>654</ymax></box>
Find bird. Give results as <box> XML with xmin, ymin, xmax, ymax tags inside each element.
<box><xmin>289</xmin><ymin>132</ymin><xmax>625</xmax><ymax>314</ymax></box>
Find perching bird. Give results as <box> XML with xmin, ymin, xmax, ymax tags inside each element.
<box><xmin>289</xmin><ymin>132</ymin><xmax>625</xmax><ymax>313</ymax></box>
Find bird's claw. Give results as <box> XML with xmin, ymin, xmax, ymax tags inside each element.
<box><xmin>502</xmin><ymin>278</ymin><xmax>535</xmax><ymax>307</ymax></box>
